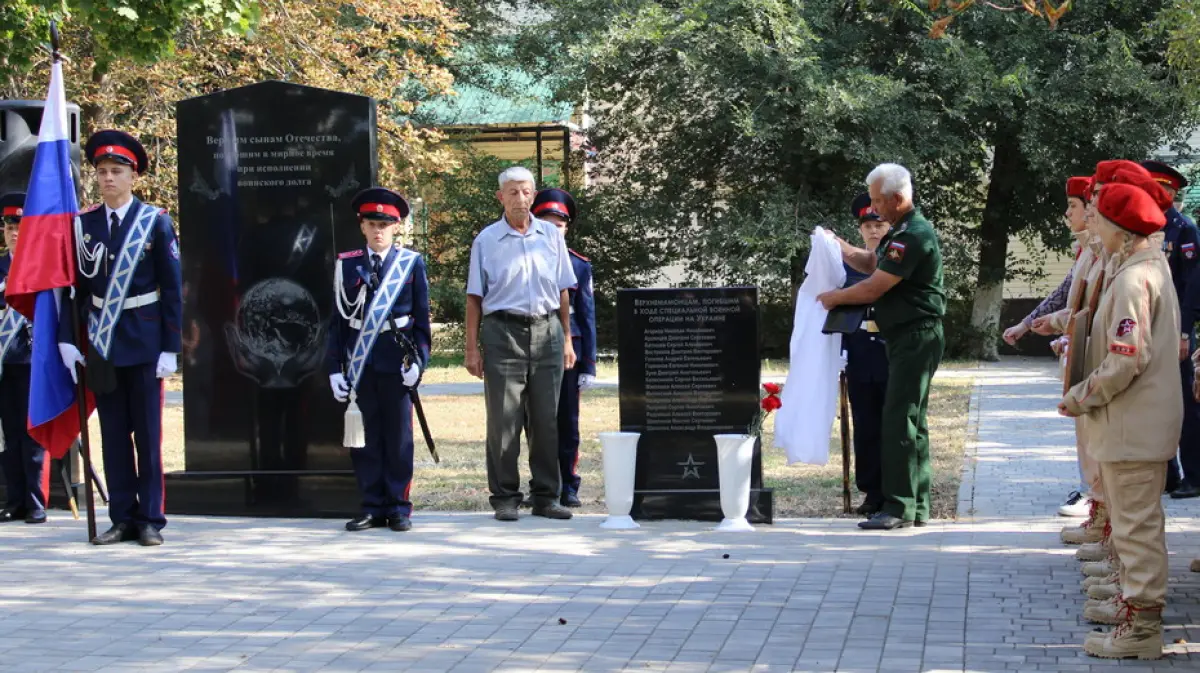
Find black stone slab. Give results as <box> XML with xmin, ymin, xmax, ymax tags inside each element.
<box><xmin>167</xmin><ymin>81</ymin><xmax>377</xmax><ymax>515</ymax></box>
<box><xmin>617</xmin><ymin>287</ymin><xmax>772</xmax><ymax>523</ymax></box>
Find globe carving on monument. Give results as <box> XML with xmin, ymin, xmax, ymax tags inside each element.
<box><xmin>225</xmin><ymin>278</ymin><xmax>325</xmax><ymax>389</ymax></box>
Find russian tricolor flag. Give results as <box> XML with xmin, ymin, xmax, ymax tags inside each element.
<box><xmin>5</xmin><ymin>59</ymin><xmax>93</xmax><ymax>459</ymax></box>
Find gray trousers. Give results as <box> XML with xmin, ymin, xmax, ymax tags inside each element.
<box><xmin>481</xmin><ymin>313</ymin><xmax>565</xmax><ymax>508</ymax></box>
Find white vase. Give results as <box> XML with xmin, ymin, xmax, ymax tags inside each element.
<box><xmin>598</xmin><ymin>431</ymin><xmax>641</xmax><ymax>530</ymax></box>
<box><xmin>713</xmin><ymin>433</ymin><xmax>756</xmax><ymax>532</ymax></box>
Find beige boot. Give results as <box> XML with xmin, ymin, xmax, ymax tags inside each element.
<box><xmin>1082</xmin><ymin>570</ymin><xmax>1120</xmax><ymax>592</ymax></box>
<box><xmin>1084</xmin><ymin>605</ymin><xmax>1163</xmax><ymax>660</ymax></box>
<box><xmin>1076</xmin><ymin>538</ymin><xmax>1110</xmax><ymax>562</ymax></box>
<box><xmin>1191</xmin><ymin>558</ymin><xmax>1200</xmax><ymax>573</ymax></box>
<box><xmin>1062</xmin><ymin>501</ymin><xmax>1106</xmax><ymax>545</ymax></box>
<box><xmin>1087</xmin><ymin>580</ymin><xmax>1121</xmax><ymax>601</ymax></box>
<box><xmin>1081</xmin><ymin>557</ymin><xmax>1115</xmax><ymax>578</ymax></box>
<box><xmin>1084</xmin><ymin>594</ymin><xmax>1126</xmax><ymax>625</ymax></box>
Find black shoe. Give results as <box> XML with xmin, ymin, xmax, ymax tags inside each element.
<box><xmin>91</xmin><ymin>522</ymin><xmax>138</xmax><ymax>545</ymax></box>
<box><xmin>561</xmin><ymin>493</ymin><xmax>582</xmax><ymax>508</ymax></box>
<box><xmin>1166</xmin><ymin>471</ymin><xmax>1182</xmax><ymax>494</ymax></box>
<box><xmin>494</xmin><ymin>505</ymin><xmax>520</xmax><ymax>521</ymax></box>
<box><xmin>532</xmin><ymin>501</ymin><xmax>573</xmax><ymax>520</ymax></box>
<box><xmin>345</xmin><ymin>515</ymin><xmax>387</xmax><ymax>532</ymax></box>
<box><xmin>388</xmin><ymin>515</ymin><xmax>412</xmax><ymax>532</ymax></box>
<box><xmin>855</xmin><ymin>496</ymin><xmax>883</xmax><ymax>517</ymax></box>
<box><xmin>858</xmin><ymin>512</ymin><xmax>913</xmax><ymax>531</ymax></box>
<box><xmin>0</xmin><ymin>507</ymin><xmax>23</xmax><ymax>523</ymax></box>
<box><xmin>137</xmin><ymin>523</ymin><xmax>163</xmax><ymax>546</ymax></box>
<box><xmin>24</xmin><ymin>511</ymin><xmax>47</xmax><ymax>524</ymax></box>
<box><xmin>914</xmin><ymin>519</ymin><xmax>927</xmax><ymax>528</ymax></box>
<box><xmin>1170</xmin><ymin>481</ymin><xmax>1200</xmax><ymax>499</ymax></box>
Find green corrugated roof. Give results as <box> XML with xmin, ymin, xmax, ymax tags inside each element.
<box><xmin>412</xmin><ymin>66</ymin><xmax>573</xmax><ymax>127</ymax></box>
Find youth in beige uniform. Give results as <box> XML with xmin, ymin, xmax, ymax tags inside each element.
<box><xmin>1060</xmin><ymin>182</ymin><xmax>1179</xmax><ymax>661</ymax></box>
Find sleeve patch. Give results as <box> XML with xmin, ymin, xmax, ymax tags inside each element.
<box><xmin>338</xmin><ymin>249</ymin><xmax>364</xmax><ymax>259</ymax></box>
<box><xmin>1116</xmin><ymin>318</ymin><xmax>1137</xmax><ymax>337</ymax></box>
<box><xmin>1109</xmin><ymin>343</ymin><xmax>1137</xmax><ymax>356</ymax></box>
<box><xmin>1184</xmin><ymin>242</ymin><xmax>1196</xmax><ymax>259</ymax></box>
<box><xmin>169</xmin><ymin>240</ymin><xmax>179</xmax><ymax>260</ymax></box>
<box><xmin>886</xmin><ymin>241</ymin><xmax>906</xmax><ymax>263</ymax></box>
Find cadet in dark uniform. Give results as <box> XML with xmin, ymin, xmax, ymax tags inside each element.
<box><xmin>57</xmin><ymin>131</ymin><xmax>183</xmax><ymax>546</ymax></box>
<box><xmin>327</xmin><ymin>188</ymin><xmax>431</xmax><ymax>532</ymax></box>
<box><xmin>819</xmin><ymin>164</ymin><xmax>946</xmax><ymax>531</ymax></box>
<box><xmin>0</xmin><ymin>193</ymin><xmax>47</xmax><ymax>524</ymax></box>
<box><xmin>1146</xmin><ymin>160</ymin><xmax>1200</xmax><ymax>499</ymax></box>
<box><xmin>531</xmin><ymin>189</ymin><xmax>596</xmax><ymax>507</ymax></box>
<box><xmin>842</xmin><ymin>193</ymin><xmax>891</xmax><ymax>517</ymax></box>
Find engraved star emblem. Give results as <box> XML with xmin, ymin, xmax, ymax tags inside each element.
<box><xmin>677</xmin><ymin>454</ymin><xmax>705</xmax><ymax>479</ymax></box>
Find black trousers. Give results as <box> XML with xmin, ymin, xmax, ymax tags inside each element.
<box><xmin>847</xmin><ymin>377</ymin><xmax>886</xmax><ymax>498</ymax></box>
<box><xmin>0</xmin><ymin>364</ymin><xmax>49</xmax><ymax>514</ymax></box>
<box><xmin>1179</xmin><ymin>359</ymin><xmax>1200</xmax><ymax>485</ymax></box>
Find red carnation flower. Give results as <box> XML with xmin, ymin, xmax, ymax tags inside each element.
<box><xmin>762</xmin><ymin>382</ymin><xmax>782</xmax><ymax>395</ymax></box>
<box><xmin>761</xmin><ymin>395</ymin><xmax>782</xmax><ymax>412</ymax></box>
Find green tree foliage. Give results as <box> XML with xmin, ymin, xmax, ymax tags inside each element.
<box><xmin>508</xmin><ymin>0</ymin><xmax>1193</xmax><ymax>358</ymax></box>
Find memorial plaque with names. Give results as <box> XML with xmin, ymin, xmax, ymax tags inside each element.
<box><xmin>166</xmin><ymin>81</ymin><xmax>377</xmax><ymax>517</ymax></box>
<box><xmin>618</xmin><ymin>287</ymin><xmax>772</xmax><ymax>522</ymax></box>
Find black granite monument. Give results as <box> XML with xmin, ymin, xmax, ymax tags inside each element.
<box><xmin>617</xmin><ymin>287</ymin><xmax>773</xmax><ymax>523</ymax></box>
<box><xmin>166</xmin><ymin>81</ymin><xmax>377</xmax><ymax>516</ymax></box>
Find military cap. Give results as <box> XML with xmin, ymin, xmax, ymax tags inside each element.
<box><xmin>532</xmin><ymin>188</ymin><xmax>577</xmax><ymax>222</ymax></box>
<box><xmin>1109</xmin><ymin>168</ymin><xmax>1172</xmax><ymax>211</ymax></box>
<box><xmin>1094</xmin><ymin>160</ymin><xmax>1150</xmax><ymax>186</ymax></box>
<box><xmin>1140</xmin><ymin>160</ymin><xmax>1188</xmax><ymax>192</ymax></box>
<box><xmin>1097</xmin><ymin>183</ymin><xmax>1167</xmax><ymax>236</ymax></box>
<box><xmin>85</xmin><ymin>130</ymin><xmax>148</xmax><ymax>174</ymax></box>
<box><xmin>1066</xmin><ymin>177</ymin><xmax>1091</xmax><ymax>202</ymax></box>
<box><xmin>351</xmin><ymin>187</ymin><xmax>409</xmax><ymax>222</ymax></box>
<box><xmin>0</xmin><ymin>192</ymin><xmax>25</xmax><ymax>222</ymax></box>
<box><xmin>850</xmin><ymin>192</ymin><xmax>880</xmax><ymax>222</ymax></box>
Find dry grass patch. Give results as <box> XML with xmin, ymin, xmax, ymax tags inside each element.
<box><xmin>111</xmin><ymin>374</ymin><xmax>973</xmax><ymax>519</ymax></box>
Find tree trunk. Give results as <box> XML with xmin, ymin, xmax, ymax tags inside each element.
<box><xmin>969</xmin><ymin>137</ymin><xmax>1023</xmax><ymax>361</ymax></box>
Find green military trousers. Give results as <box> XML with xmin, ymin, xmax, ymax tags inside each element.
<box><xmin>880</xmin><ymin>319</ymin><xmax>944</xmax><ymax>522</ymax></box>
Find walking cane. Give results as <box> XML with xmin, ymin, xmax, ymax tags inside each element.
<box><xmin>839</xmin><ymin>371</ymin><xmax>851</xmax><ymax>514</ymax></box>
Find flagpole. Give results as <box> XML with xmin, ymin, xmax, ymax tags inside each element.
<box><xmin>50</xmin><ymin>21</ymin><xmax>97</xmax><ymax>542</ymax></box>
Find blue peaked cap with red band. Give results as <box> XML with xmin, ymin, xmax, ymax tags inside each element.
<box><xmin>351</xmin><ymin>187</ymin><xmax>409</xmax><ymax>221</ymax></box>
<box><xmin>532</xmin><ymin>188</ymin><xmax>576</xmax><ymax>222</ymax></box>
<box><xmin>0</xmin><ymin>192</ymin><xmax>25</xmax><ymax>219</ymax></box>
<box><xmin>850</xmin><ymin>192</ymin><xmax>880</xmax><ymax>222</ymax></box>
<box><xmin>85</xmin><ymin>129</ymin><xmax>148</xmax><ymax>174</ymax></box>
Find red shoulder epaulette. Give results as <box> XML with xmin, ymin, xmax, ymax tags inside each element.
<box><xmin>338</xmin><ymin>250</ymin><xmax>364</xmax><ymax>260</ymax></box>
<box><xmin>159</xmin><ymin>208</ymin><xmax>169</xmax><ymax>216</ymax></box>
<box><xmin>569</xmin><ymin>248</ymin><xmax>590</xmax><ymax>262</ymax></box>
<box><xmin>81</xmin><ymin>203</ymin><xmax>101</xmax><ymax>213</ymax></box>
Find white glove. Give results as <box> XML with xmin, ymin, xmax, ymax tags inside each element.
<box><xmin>59</xmin><ymin>343</ymin><xmax>85</xmax><ymax>384</ymax></box>
<box><xmin>156</xmin><ymin>352</ymin><xmax>178</xmax><ymax>379</ymax></box>
<box><xmin>578</xmin><ymin>373</ymin><xmax>596</xmax><ymax>391</ymax></box>
<box><xmin>329</xmin><ymin>373</ymin><xmax>350</xmax><ymax>402</ymax></box>
<box><xmin>839</xmin><ymin>351</ymin><xmax>849</xmax><ymax>372</ymax></box>
<box><xmin>402</xmin><ymin>363</ymin><xmax>421</xmax><ymax>388</ymax></box>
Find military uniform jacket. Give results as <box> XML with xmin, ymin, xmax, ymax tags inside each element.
<box><xmin>873</xmin><ymin>208</ymin><xmax>947</xmax><ymax>335</ymax></box>
<box><xmin>0</xmin><ymin>254</ymin><xmax>32</xmax><ymax>364</ymax></box>
<box><xmin>1162</xmin><ymin>208</ymin><xmax>1199</xmax><ymax>332</ymax></box>
<box><xmin>568</xmin><ymin>250</ymin><xmax>597</xmax><ymax>376</ymax></box>
<box><xmin>1063</xmin><ymin>247</ymin><xmax>1182</xmax><ymax>462</ymax></box>
<box><xmin>840</xmin><ymin>264</ymin><xmax>888</xmax><ymax>384</ymax></box>
<box><xmin>326</xmin><ymin>246</ymin><xmax>431</xmax><ymax>378</ymax></box>
<box><xmin>1045</xmin><ymin>232</ymin><xmax>1105</xmax><ymax>335</ymax></box>
<box><xmin>58</xmin><ymin>199</ymin><xmax>183</xmax><ymax>367</ymax></box>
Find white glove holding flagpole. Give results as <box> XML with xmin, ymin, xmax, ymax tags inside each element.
<box><xmin>155</xmin><ymin>352</ymin><xmax>177</xmax><ymax>378</ymax></box>
<box><xmin>59</xmin><ymin>343</ymin><xmax>85</xmax><ymax>384</ymax></box>
<box><xmin>402</xmin><ymin>363</ymin><xmax>420</xmax><ymax>388</ymax></box>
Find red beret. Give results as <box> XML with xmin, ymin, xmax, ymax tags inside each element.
<box><xmin>1097</xmin><ymin>183</ymin><xmax>1167</xmax><ymax>236</ymax></box>
<box><xmin>1109</xmin><ymin>168</ymin><xmax>1172</xmax><ymax>211</ymax></box>
<box><xmin>1066</xmin><ymin>177</ymin><xmax>1091</xmax><ymax>201</ymax></box>
<box><xmin>1093</xmin><ymin>160</ymin><xmax>1150</xmax><ymax>185</ymax></box>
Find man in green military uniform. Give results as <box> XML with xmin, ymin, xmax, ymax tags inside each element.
<box><xmin>818</xmin><ymin>163</ymin><xmax>947</xmax><ymax>530</ymax></box>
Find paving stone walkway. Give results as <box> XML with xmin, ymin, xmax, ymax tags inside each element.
<box><xmin>2</xmin><ymin>358</ymin><xmax>1199</xmax><ymax>672</ymax></box>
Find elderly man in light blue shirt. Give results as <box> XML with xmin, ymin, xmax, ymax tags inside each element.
<box><xmin>465</xmin><ymin>167</ymin><xmax>577</xmax><ymax>521</ymax></box>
